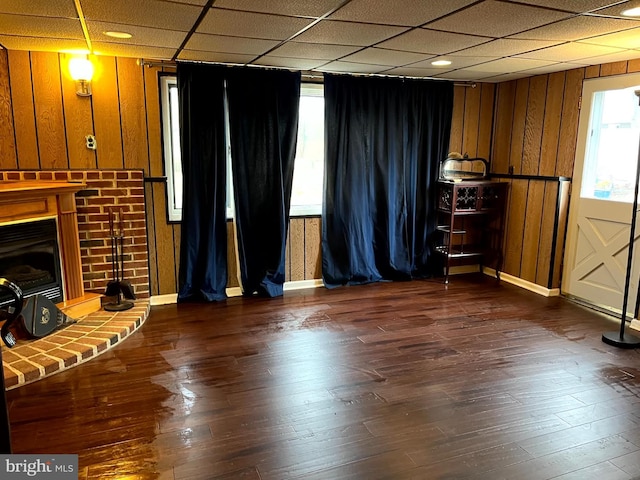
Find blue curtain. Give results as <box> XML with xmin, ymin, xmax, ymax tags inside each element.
<box><xmin>226</xmin><ymin>68</ymin><xmax>301</xmax><ymax>297</ymax></box>
<box><xmin>322</xmin><ymin>74</ymin><xmax>453</xmax><ymax>287</ymax></box>
<box><xmin>176</xmin><ymin>63</ymin><xmax>228</xmax><ymax>302</ymax></box>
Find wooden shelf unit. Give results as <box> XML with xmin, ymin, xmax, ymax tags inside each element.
<box><xmin>435</xmin><ymin>180</ymin><xmax>508</xmax><ymax>283</ymax></box>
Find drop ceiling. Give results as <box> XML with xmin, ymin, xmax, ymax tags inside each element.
<box><xmin>2</xmin><ymin>0</ymin><xmax>640</xmax><ymax>82</ymax></box>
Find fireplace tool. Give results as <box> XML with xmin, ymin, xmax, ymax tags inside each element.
<box><xmin>104</xmin><ymin>207</ymin><xmax>135</xmax><ymax>312</ymax></box>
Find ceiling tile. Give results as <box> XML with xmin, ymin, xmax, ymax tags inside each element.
<box><xmin>519</xmin><ymin>62</ymin><xmax>586</xmax><ymax>76</ymax></box>
<box><xmin>0</xmin><ymin>36</ymin><xmax>87</xmax><ymax>52</ymax></box>
<box><xmin>198</xmin><ymin>8</ymin><xmax>314</xmax><ymax>41</ymax></box>
<box><xmin>0</xmin><ymin>0</ymin><xmax>77</xmax><ymax>18</ymax></box>
<box><xmin>0</xmin><ymin>14</ymin><xmax>84</xmax><ymax>39</ymax></box>
<box><xmin>268</xmin><ymin>41</ymin><xmax>361</xmax><ymax>60</ymax></box>
<box><xmin>293</xmin><ymin>20</ymin><xmax>408</xmax><ymax>46</ymax></box>
<box><xmin>213</xmin><ymin>0</ymin><xmax>344</xmax><ymax>18</ymax></box>
<box><xmin>515</xmin><ymin>42</ymin><xmax>625</xmax><ymax>62</ymax></box>
<box><xmin>378</xmin><ymin>29</ymin><xmax>489</xmax><ymax>55</ymax></box>
<box><xmin>578</xmin><ymin>28</ymin><xmax>640</xmax><ymax>49</ymax></box>
<box><xmin>314</xmin><ymin>60</ymin><xmax>389</xmax><ymax>73</ymax></box>
<box><xmin>476</xmin><ymin>72</ymin><xmax>531</xmax><ymax>82</ymax></box>
<box><xmin>87</xmin><ymin>21</ymin><xmax>187</xmax><ymax>49</ymax></box>
<box><xmin>509</xmin><ymin>15</ymin><xmax>640</xmax><ymax>42</ymax></box>
<box><xmin>408</xmin><ymin>55</ymin><xmax>488</xmax><ymax>69</ymax></box>
<box><xmin>590</xmin><ymin>3</ymin><xmax>640</xmax><ymax>17</ymax></box>
<box><xmin>383</xmin><ymin>66</ymin><xmax>451</xmax><ymax>77</ymax></box>
<box><xmin>328</xmin><ymin>0</ymin><xmax>477</xmax><ymax>27</ymax></box>
<box><xmin>341</xmin><ymin>47</ymin><xmax>432</xmax><ymax>66</ymax></box>
<box><xmin>425</xmin><ymin>0</ymin><xmax>572</xmax><ymax>37</ymax></box>
<box><xmin>91</xmin><ymin>42</ymin><xmax>176</xmax><ymax>59</ymax></box>
<box><xmin>513</xmin><ymin>1</ymin><xmax>627</xmax><ymax>13</ymax></box>
<box><xmin>177</xmin><ymin>50</ymin><xmax>255</xmax><ymax>64</ymax></box>
<box><xmin>464</xmin><ymin>57</ymin><xmax>560</xmax><ymax>73</ymax></box>
<box><xmin>252</xmin><ymin>56</ymin><xmax>328</xmax><ymax>70</ymax></box>
<box><xmin>452</xmin><ymin>38</ymin><xmax>565</xmax><ymax>57</ymax></box>
<box><xmin>433</xmin><ymin>69</ymin><xmax>499</xmax><ymax>80</ymax></box>
<box><xmin>81</xmin><ymin>0</ymin><xmax>202</xmax><ymax>31</ymax></box>
<box><xmin>577</xmin><ymin>49</ymin><xmax>640</xmax><ymax>65</ymax></box>
<box><xmin>185</xmin><ymin>33</ymin><xmax>279</xmax><ymax>55</ymax></box>
<box><xmin>170</xmin><ymin>0</ymin><xmax>222</xmax><ymax>5</ymax></box>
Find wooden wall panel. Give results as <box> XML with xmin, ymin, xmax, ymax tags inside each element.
<box><xmin>92</xmin><ymin>56</ymin><xmax>123</xmax><ymax>169</ymax></box>
<box><xmin>7</xmin><ymin>51</ymin><xmax>39</xmax><ymax>170</ymax></box>
<box><xmin>521</xmin><ymin>75</ymin><xmax>547</xmax><ymax>176</ymax></box>
<box><xmin>509</xmin><ymin>78</ymin><xmax>530</xmax><ymax>175</ymax></box>
<box><xmin>61</xmin><ymin>60</ymin><xmax>96</xmax><ymax>170</ymax></box>
<box><xmin>502</xmin><ymin>179</ymin><xmax>528</xmax><ymax>277</ymax></box>
<box><xmin>173</xmin><ymin>223</ymin><xmax>181</xmax><ymax>291</ymax></box>
<box><xmin>305</xmin><ymin>218</ymin><xmax>322</xmax><ymax>280</ymax></box>
<box><xmin>31</xmin><ymin>52</ymin><xmax>68</xmax><ymax>169</ymax></box>
<box><xmin>144</xmin><ymin>66</ymin><xmax>163</xmax><ymax>177</ymax></box>
<box><xmin>600</xmin><ymin>61</ymin><xmax>627</xmax><ymax>77</ymax></box>
<box><xmin>477</xmin><ymin>83</ymin><xmax>495</xmax><ymax>160</ymax></box>
<box><xmin>289</xmin><ymin>218</ymin><xmax>306</xmax><ymax>281</ymax></box>
<box><xmin>491</xmin><ymin>81</ymin><xmax>515</xmax><ymax>174</ymax></box>
<box><xmin>449</xmin><ymin>86</ymin><xmax>465</xmax><ymax>154</ymax></box>
<box><xmin>227</xmin><ymin>221</ymin><xmax>239</xmax><ymax>288</ymax></box>
<box><xmin>556</xmin><ymin>68</ymin><xmax>584</xmax><ymax>177</ymax></box>
<box><xmin>0</xmin><ymin>50</ymin><xmax>17</xmax><ymax>169</ymax></box>
<box><xmin>462</xmin><ymin>84</ymin><xmax>481</xmax><ymax>157</ymax></box>
<box><xmin>117</xmin><ymin>58</ymin><xmax>149</xmax><ymax>172</ymax></box>
<box><xmin>285</xmin><ymin>227</ymin><xmax>291</xmax><ymax>281</ymax></box>
<box><xmin>151</xmin><ymin>183</ymin><xmax>177</xmax><ymax>295</ymax></box>
<box><xmin>629</xmin><ymin>59</ymin><xmax>640</xmax><ymax>73</ymax></box>
<box><xmin>535</xmin><ymin>183</ymin><xmax>558</xmax><ymax>288</ymax></box>
<box><xmin>585</xmin><ymin>65</ymin><xmax>600</xmax><ymax>79</ymax></box>
<box><xmin>519</xmin><ymin>181</ymin><xmax>544</xmax><ymax>283</ymax></box>
<box><xmin>144</xmin><ymin>184</ymin><xmax>160</xmax><ymax>296</ymax></box>
<box><xmin>538</xmin><ymin>72</ymin><xmax>565</xmax><ymax>176</ymax></box>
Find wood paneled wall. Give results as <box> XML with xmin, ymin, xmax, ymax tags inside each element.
<box><xmin>489</xmin><ymin>59</ymin><xmax>640</xmax><ymax>289</ymax></box>
<box><xmin>4</xmin><ymin>48</ymin><xmax>640</xmax><ymax>294</ymax></box>
<box><xmin>0</xmin><ymin>49</ymin><xmax>319</xmax><ymax>296</ymax></box>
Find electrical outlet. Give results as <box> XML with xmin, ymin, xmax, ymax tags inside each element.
<box><xmin>85</xmin><ymin>135</ymin><xmax>97</xmax><ymax>150</ymax></box>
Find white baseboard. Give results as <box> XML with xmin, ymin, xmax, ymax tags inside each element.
<box><xmin>630</xmin><ymin>319</ymin><xmax>640</xmax><ymax>333</ymax></box>
<box><xmin>150</xmin><ymin>293</ymin><xmax>178</xmax><ymax>305</ymax></box>
<box><xmin>150</xmin><ymin>280</ymin><xmax>324</xmax><ymax>305</ymax></box>
<box><xmin>284</xmin><ymin>279</ymin><xmax>325</xmax><ymax>291</ymax></box>
<box><xmin>483</xmin><ymin>268</ymin><xmax>560</xmax><ymax>297</ymax></box>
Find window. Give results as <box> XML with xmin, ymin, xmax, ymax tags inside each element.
<box><xmin>581</xmin><ymin>85</ymin><xmax>640</xmax><ymax>202</ymax></box>
<box><xmin>291</xmin><ymin>83</ymin><xmax>324</xmax><ymax>216</ymax></box>
<box><xmin>160</xmin><ymin>77</ymin><xmax>324</xmax><ymax>221</ymax></box>
<box><xmin>159</xmin><ymin>75</ymin><xmax>182</xmax><ymax>222</ymax></box>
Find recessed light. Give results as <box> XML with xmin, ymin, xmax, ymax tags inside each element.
<box><xmin>622</xmin><ymin>6</ymin><xmax>640</xmax><ymax>16</ymax></box>
<box><xmin>431</xmin><ymin>60</ymin><xmax>452</xmax><ymax>66</ymax></box>
<box><xmin>104</xmin><ymin>31</ymin><xmax>132</xmax><ymax>39</ymax></box>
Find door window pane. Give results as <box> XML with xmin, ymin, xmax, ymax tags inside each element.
<box><xmin>581</xmin><ymin>86</ymin><xmax>640</xmax><ymax>202</ymax></box>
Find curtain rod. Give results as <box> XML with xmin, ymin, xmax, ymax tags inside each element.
<box><xmin>137</xmin><ymin>59</ymin><xmax>477</xmax><ymax>88</ymax></box>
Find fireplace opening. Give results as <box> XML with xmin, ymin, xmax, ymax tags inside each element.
<box><xmin>0</xmin><ymin>218</ymin><xmax>63</xmax><ymax>308</ymax></box>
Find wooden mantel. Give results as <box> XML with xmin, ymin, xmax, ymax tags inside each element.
<box><xmin>0</xmin><ymin>180</ymin><xmax>86</xmax><ymax>301</ymax></box>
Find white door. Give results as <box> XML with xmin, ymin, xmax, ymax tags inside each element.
<box><xmin>563</xmin><ymin>74</ymin><xmax>640</xmax><ymax>317</ymax></box>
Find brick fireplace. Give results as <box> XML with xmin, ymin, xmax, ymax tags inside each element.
<box><xmin>0</xmin><ymin>170</ymin><xmax>150</xmax><ymax>302</ymax></box>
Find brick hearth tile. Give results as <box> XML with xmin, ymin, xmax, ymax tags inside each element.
<box><xmin>11</xmin><ymin>360</ymin><xmax>42</xmax><ymax>383</ymax></box>
<box><xmin>48</xmin><ymin>349</ymin><xmax>80</xmax><ymax>367</ymax></box>
<box><xmin>76</xmin><ymin>338</ymin><xmax>109</xmax><ymax>353</ymax></box>
<box><xmin>63</xmin><ymin>343</ymin><xmax>95</xmax><ymax>360</ymax></box>
<box><xmin>28</xmin><ymin>354</ymin><xmax>63</xmax><ymax>376</ymax></box>
<box><xmin>2</xmin><ymin>301</ymin><xmax>149</xmax><ymax>389</ymax></box>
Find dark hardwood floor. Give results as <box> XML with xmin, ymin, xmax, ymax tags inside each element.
<box><xmin>5</xmin><ymin>274</ymin><xmax>640</xmax><ymax>479</ymax></box>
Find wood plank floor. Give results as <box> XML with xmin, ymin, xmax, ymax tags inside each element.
<box><xmin>5</xmin><ymin>274</ymin><xmax>640</xmax><ymax>479</ymax></box>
